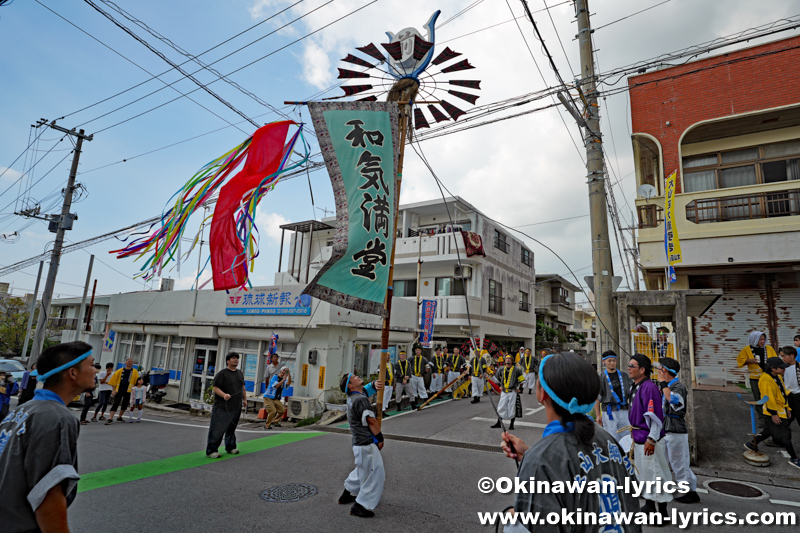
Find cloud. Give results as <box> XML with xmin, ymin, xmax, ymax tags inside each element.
<box><xmin>0</xmin><ymin>167</ymin><xmax>22</xmax><ymax>182</ymax></box>
<box><xmin>255</xmin><ymin>207</ymin><xmax>291</xmax><ymax>244</ymax></box>
<box><xmin>300</xmin><ymin>42</ymin><xmax>332</xmax><ymax>89</ymax></box>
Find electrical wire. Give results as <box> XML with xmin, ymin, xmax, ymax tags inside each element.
<box><xmin>59</xmin><ymin>0</ymin><xmax>306</xmax><ymax>121</ymax></box>
<box><xmin>593</xmin><ymin>0</ymin><xmax>672</xmax><ymax>32</ymax></box>
<box><xmin>34</xmin><ymin>0</ymin><xmax>251</xmax><ymax>135</ymax></box>
<box><xmin>80</xmin><ymin>0</ymin><xmax>350</xmax><ymax>133</ymax></box>
<box><xmin>504</xmin><ymin>0</ymin><xmax>585</xmax><ymax>164</ymax></box>
<box><xmin>410</xmin><ymin>137</ymin><xmax>638</xmax><ymax>360</ymax></box>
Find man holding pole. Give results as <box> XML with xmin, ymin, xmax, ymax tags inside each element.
<box><xmin>446</xmin><ymin>347</ymin><xmax>465</xmax><ymax>399</ymax></box>
<box><xmin>393</xmin><ymin>350</ymin><xmax>414</xmax><ymax>411</ymax></box>
<box><xmin>429</xmin><ymin>346</ymin><xmax>444</xmax><ymax>395</ymax></box>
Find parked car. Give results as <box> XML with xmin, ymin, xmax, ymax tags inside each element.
<box><xmin>0</xmin><ymin>359</ymin><xmax>26</xmax><ymax>383</ymax></box>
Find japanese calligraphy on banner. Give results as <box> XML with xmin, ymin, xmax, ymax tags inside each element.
<box><xmin>664</xmin><ymin>170</ymin><xmax>683</xmax><ymax>265</ymax></box>
<box><xmin>225</xmin><ymin>285</ymin><xmax>312</xmax><ymax>315</ymax></box>
<box><xmin>420</xmin><ymin>299</ymin><xmax>437</xmax><ymax>348</ymax></box>
<box><xmin>304</xmin><ymin>102</ymin><xmax>400</xmax><ymax>315</ymax></box>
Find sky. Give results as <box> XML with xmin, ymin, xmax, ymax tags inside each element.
<box><xmin>1</xmin><ymin>0</ymin><xmax>799</xmax><ymax>304</ymax></box>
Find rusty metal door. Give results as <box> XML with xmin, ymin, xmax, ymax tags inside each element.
<box><xmin>690</xmin><ymin>274</ymin><xmax>768</xmax><ymax>385</ymax></box>
<box><xmin>772</xmin><ymin>272</ymin><xmax>800</xmax><ymax>349</ymax></box>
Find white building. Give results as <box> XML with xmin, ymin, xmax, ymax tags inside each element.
<box><xmin>50</xmin><ymin>196</ymin><xmax>536</xmax><ymax>405</ymax></box>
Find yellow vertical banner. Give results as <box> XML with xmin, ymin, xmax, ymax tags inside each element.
<box><xmin>664</xmin><ymin>170</ymin><xmax>683</xmax><ymax>265</ymax></box>
<box><xmin>301</xmin><ymin>364</ymin><xmax>308</xmax><ymax>387</ymax></box>
<box><xmin>317</xmin><ymin>366</ymin><xmax>326</xmax><ymax>389</ymax></box>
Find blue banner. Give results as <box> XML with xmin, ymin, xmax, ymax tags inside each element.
<box><xmin>303</xmin><ymin>102</ymin><xmax>400</xmax><ymax>316</ymax></box>
<box><xmin>420</xmin><ymin>299</ymin><xmax>437</xmax><ymax>348</ymax></box>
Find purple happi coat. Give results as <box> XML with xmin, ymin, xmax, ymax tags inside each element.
<box><xmin>628</xmin><ymin>379</ymin><xmax>665</xmax><ymax>444</ymax></box>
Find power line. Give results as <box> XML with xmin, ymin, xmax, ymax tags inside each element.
<box><xmin>89</xmin><ymin>1</ymin><xmax>377</xmax><ymax>134</ymax></box>
<box><xmin>504</xmin><ymin>0</ymin><xmax>585</xmax><ymax>163</ymax></box>
<box><xmin>593</xmin><ymin>0</ymin><xmax>672</xmax><ymax>32</ymax></box>
<box><xmin>34</xmin><ymin>0</ymin><xmax>250</xmax><ymax>135</ymax></box>
<box><xmin>79</xmin><ymin>0</ymin><xmax>342</xmax><ymax>132</ymax></box>
<box><xmin>59</xmin><ymin>0</ymin><xmax>306</xmax><ymax>121</ymax></box>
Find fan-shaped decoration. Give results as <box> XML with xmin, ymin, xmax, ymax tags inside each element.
<box><xmin>334</xmin><ymin>10</ymin><xmax>482</xmax><ymax>130</ymax></box>
<box><xmin>432</xmin><ymin>47</ymin><xmax>462</xmax><ymax>65</ymax></box>
<box><xmin>413</xmin><ymin>107</ymin><xmax>430</xmax><ymax>129</ymax></box>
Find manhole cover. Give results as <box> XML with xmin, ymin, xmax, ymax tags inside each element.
<box><xmin>259</xmin><ymin>484</ymin><xmax>318</xmax><ymax>503</ymax></box>
<box><xmin>707</xmin><ymin>481</ymin><xmax>763</xmax><ymax>498</ymax></box>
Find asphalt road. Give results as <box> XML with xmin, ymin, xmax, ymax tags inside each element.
<box><xmin>8</xmin><ymin>393</ymin><xmax>800</xmax><ymax>532</ymax></box>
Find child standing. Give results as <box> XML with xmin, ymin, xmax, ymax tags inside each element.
<box><xmin>128</xmin><ymin>377</ymin><xmax>147</xmax><ymax>423</ymax></box>
<box><xmin>657</xmin><ymin>357</ymin><xmax>700</xmax><ymax>504</ymax></box>
<box><xmin>338</xmin><ymin>373</ymin><xmax>385</xmax><ymax>518</ymax></box>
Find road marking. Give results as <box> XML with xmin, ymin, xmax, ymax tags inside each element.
<box><xmin>696</xmin><ymin>488</ymin><xmax>709</xmax><ymax>494</ymax></box>
<box><xmin>780</xmin><ymin>450</ymin><xmax>791</xmax><ymax>458</ymax></box>
<box><xmin>78</xmin><ymin>432</ymin><xmax>323</xmax><ymax>493</ymax></box>
<box><xmin>525</xmin><ymin>406</ymin><xmax>544</xmax><ymax>416</ymax></box>
<box><xmin>769</xmin><ymin>499</ymin><xmax>800</xmax><ymax>508</ymax></box>
<box><xmin>392</xmin><ymin>398</ymin><xmax>453</xmax><ymax>419</ymax></box>
<box><xmin>139</xmin><ymin>417</ymin><xmax>309</xmax><ymax>434</ymax></box>
<box><xmin>470</xmin><ymin>417</ymin><xmax>548</xmax><ymax>429</ymax></box>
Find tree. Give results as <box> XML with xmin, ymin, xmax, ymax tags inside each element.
<box><xmin>0</xmin><ymin>297</ymin><xmax>31</xmax><ymax>356</ymax></box>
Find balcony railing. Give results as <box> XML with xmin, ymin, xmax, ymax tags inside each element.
<box><xmin>637</xmin><ymin>204</ymin><xmax>664</xmax><ymax>228</ymax></box>
<box><xmin>46</xmin><ymin>318</ymin><xmax>106</xmax><ymax>332</ymax></box>
<box><xmin>686</xmin><ymin>188</ymin><xmax>800</xmax><ymax>223</ymax></box>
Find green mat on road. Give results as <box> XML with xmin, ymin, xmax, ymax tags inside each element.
<box><xmin>78</xmin><ymin>432</ymin><xmax>322</xmax><ymax>493</ymax></box>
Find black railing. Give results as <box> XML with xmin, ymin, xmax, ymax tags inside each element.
<box><xmin>686</xmin><ymin>188</ymin><xmax>800</xmax><ymax>223</ymax></box>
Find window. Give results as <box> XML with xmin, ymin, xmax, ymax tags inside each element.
<box><xmin>682</xmin><ymin>140</ymin><xmax>800</xmax><ymax>193</ymax></box>
<box><xmin>489</xmin><ymin>280</ymin><xmax>503</xmax><ymax>314</ymax></box>
<box><xmin>519</xmin><ymin>291</ymin><xmax>529</xmax><ymax>312</ymax></box>
<box><xmin>151</xmin><ymin>335</ymin><xmax>169</xmax><ymax>370</ymax></box>
<box><xmin>394</xmin><ymin>279</ymin><xmax>417</xmax><ymax>297</ymax></box>
<box><xmin>435</xmin><ymin>277</ymin><xmax>465</xmax><ymax>296</ymax></box>
<box><xmin>116</xmin><ymin>333</ymin><xmax>145</xmax><ymax>364</ymax></box>
<box><xmin>168</xmin><ymin>336</ymin><xmax>186</xmax><ymax>377</ymax></box>
<box><xmin>521</xmin><ymin>248</ymin><xmax>532</xmax><ymax>267</ymax></box>
<box><xmin>493</xmin><ymin>229</ymin><xmax>509</xmax><ymax>253</ymax></box>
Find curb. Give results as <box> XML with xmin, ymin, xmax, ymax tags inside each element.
<box><xmin>693</xmin><ymin>466</ymin><xmax>800</xmax><ymax>490</ymax></box>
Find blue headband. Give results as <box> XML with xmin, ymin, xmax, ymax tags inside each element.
<box><xmin>602</xmin><ymin>354</ymin><xmax>618</xmax><ymax>360</ymax></box>
<box><xmin>345</xmin><ymin>373</ymin><xmax>354</xmax><ymax>395</ymax></box>
<box><xmin>31</xmin><ymin>350</ymin><xmax>92</xmax><ymax>383</ymax></box>
<box><xmin>538</xmin><ymin>354</ymin><xmax>595</xmax><ymax>415</ymax></box>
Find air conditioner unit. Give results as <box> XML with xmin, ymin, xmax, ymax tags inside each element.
<box><xmin>454</xmin><ymin>265</ymin><xmax>472</xmax><ymax>279</ymax></box>
<box><xmin>287</xmin><ymin>396</ymin><xmax>322</xmax><ymax>420</ymax></box>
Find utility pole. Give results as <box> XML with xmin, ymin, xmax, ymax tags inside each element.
<box><xmin>575</xmin><ymin>0</ymin><xmax>618</xmax><ymax>363</ymax></box>
<box><xmin>21</xmin><ymin>261</ymin><xmax>44</xmax><ymax>365</ymax></box>
<box><xmin>77</xmin><ymin>254</ymin><xmax>95</xmax><ymax>337</ymax></box>
<box><xmin>29</xmin><ymin>121</ymin><xmax>93</xmax><ymax>367</ymax></box>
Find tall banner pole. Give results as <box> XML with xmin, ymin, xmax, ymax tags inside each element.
<box><xmin>376</xmin><ymin>105</ymin><xmax>409</xmax><ymax>426</ymax></box>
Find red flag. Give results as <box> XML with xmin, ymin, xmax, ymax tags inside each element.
<box><xmin>210</xmin><ymin>121</ymin><xmax>293</xmax><ymax>290</ymax></box>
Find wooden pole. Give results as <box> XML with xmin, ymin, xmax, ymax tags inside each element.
<box><xmin>417</xmin><ymin>372</ymin><xmax>468</xmax><ymax>410</ymax></box>
<box><xmin>375</xmin><ymin>105</ymin><xmax>410</xmax><ymax>427</ymax></box>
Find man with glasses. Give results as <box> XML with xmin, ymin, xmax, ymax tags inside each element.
<box><xmin>628</xmin><ymin>353</ymin><xmax>672</xmax><ymax>523</ymax></box>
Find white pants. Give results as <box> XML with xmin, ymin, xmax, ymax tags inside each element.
<box><xmin>471</xmin><ymin>377</ymin><xmax>484</xmax><ymax>398</ymax></box>
<box><xmin>524</xmin><ymin>372</ymin><xmax>536</xmax><ymax>392</ymax></box>
<box><xmin>602</xmin><ymin>407</ymin><xmax>630</xmax><ymax>443</ymax></box>
<box><xmin>497</xmin><ymin>391</ymin><xmax>517</xmax><ymax>420</ymax></box>
<box><xmin>633</xmin><ymin>439</ymin><xmax>674</xmax><ymax>503</ymax></box>
<box><xmin>410</xmin><ymin>376</ymin><xmax>427</xmax><ymax>400</ymax></box>
<box><xmin>395</xmin><ymin>379</ymin><xmax>414</xmax><ymax>404</ymax></box>
<box><xmin>381</xmin><ymin>385</ymin><xmax>393</xmax><ymax>411</ymax></box>
<box><xmin>447</xmin><ymin>371</ymin><xmax>461</xmax><ymax>391</ymax></box>
<box><xmin>344</xmin><ymin>444</ymin><xmax>385</xmax><ymax>511</ymax></box>
<box><xmin>430</xmin><ymin>373</ymin><xmax>443</xmax><ymax>392</ymax></box>
<box><xmin>664</xmin><ymin>432</ymin><xmax>697</xmax><ymax>491</ymax></box>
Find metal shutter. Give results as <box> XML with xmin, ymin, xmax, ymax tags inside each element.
<box><xmin>772</xmin><ymin>272</ymin><xmax>800</xmax><ymax>348</ymax></box>
<box><xmin>691</xmin><ymin>275</ymin><xmax>768</xmax><ymax>385</ymax></box>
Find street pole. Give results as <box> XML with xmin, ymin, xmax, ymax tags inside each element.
<box><xmin>21</xmin><ymin>261</ymin><xmax>44</xmax><ymax>365</ymax></box>
<box><xmin>29</xmin><ymin>123</ymin><xmax>92</xmax><ymax>367</ymax></box>
<box><xmin>575</xmin><ymin>0</ymin><xmax>618</xmax><ymax>365</ymax></box>
<box><xmin>415</xmin><ymin>233</ymin><xmax>422</xmax><ymax>344</ymax></box>
<box><xmin>77</xmin><ymin>254</ymin><xmax>95</xmax><ymax>336</ymax></box>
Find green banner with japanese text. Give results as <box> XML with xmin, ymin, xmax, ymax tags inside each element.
<box><xmin>303</xmin><ymin>102</ymin><xmax>400</xmax><ymax>315</ymax></box>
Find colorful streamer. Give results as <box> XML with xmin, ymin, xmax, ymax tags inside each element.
<box><xmin>111</xmin><ymin>121</ymin><xmax>309</xmax><ymax>291</ymax></box>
